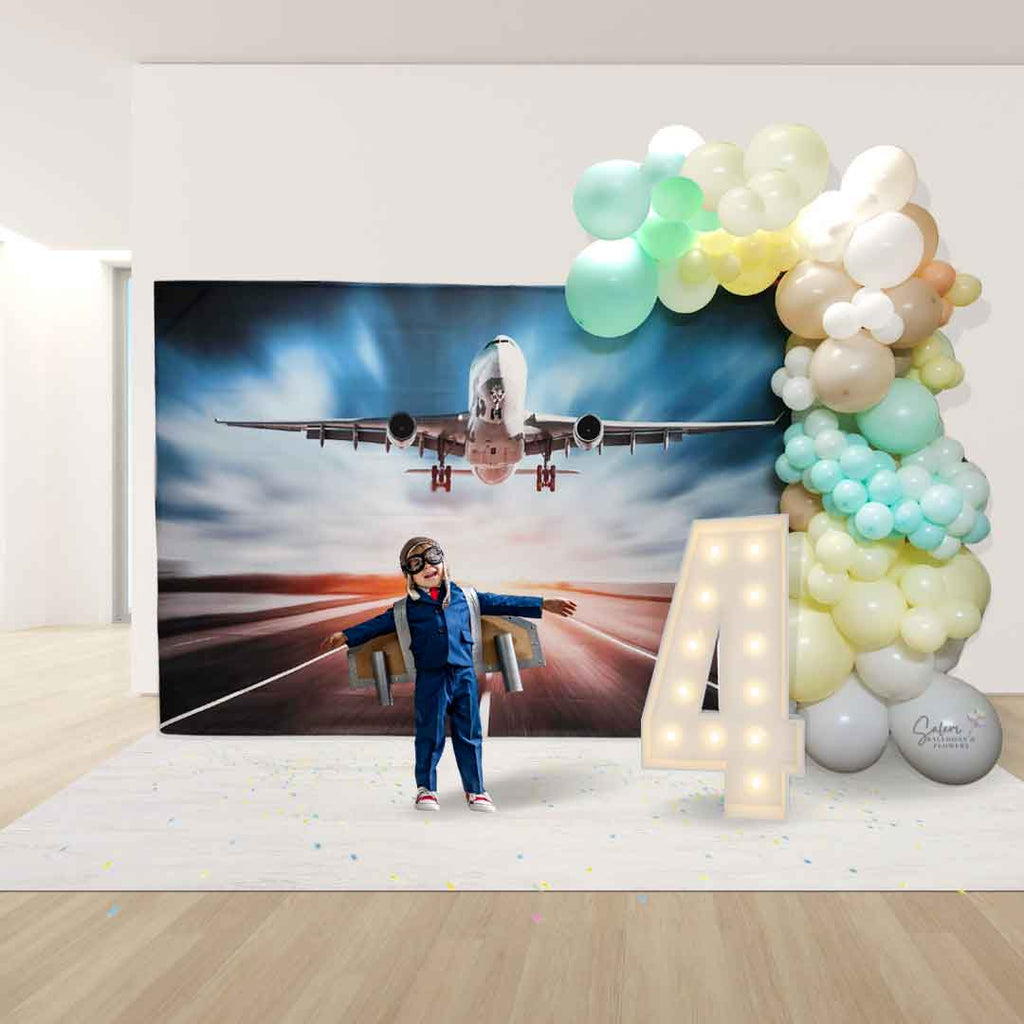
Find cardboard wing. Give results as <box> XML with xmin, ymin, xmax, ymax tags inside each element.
<box><xmin>347</xmin><ymin>615</ymin><xmax>545</xmax><ymax>690</ymax></box>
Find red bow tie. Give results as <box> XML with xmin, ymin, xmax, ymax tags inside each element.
<box><xmin>429</xmin><ymin>587</ymin><xmax>440</xmax><ymax>602</ymax></box>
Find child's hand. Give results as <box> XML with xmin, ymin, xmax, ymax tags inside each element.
<box><xmin>321</xmin><ymin>631</ymin><xmax>348</xmax><ymax>652</ymax></box>
<box><xmin>542</xmin><ymin>598</ymin><xmax>577</xmax><ymax>618</ymax></box>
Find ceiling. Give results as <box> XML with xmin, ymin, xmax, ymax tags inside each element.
<box><xmin>3</xmin><ymin>0</ymin><xmax>1023</xmax><ymax>249</ymax></box>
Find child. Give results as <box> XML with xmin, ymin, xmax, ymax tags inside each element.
<box><xmin>321</xmin><ymin>536</ymin><xmax>576</xmax><ymax>812</ymax></box>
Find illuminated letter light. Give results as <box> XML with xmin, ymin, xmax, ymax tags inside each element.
<box><xmin>641</xmin><ymin>515</ymin><xmax>804</xmax><ymax>819</ymax></box>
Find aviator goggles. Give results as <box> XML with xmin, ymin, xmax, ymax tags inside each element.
<box><xmin>402</xmin><ymin>546</ymin><xmax>445</xmax><ymax>575</ymax></box>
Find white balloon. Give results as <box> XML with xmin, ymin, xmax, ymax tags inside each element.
<box><xmin>784</xmin><ymin>345</ymin><xmax>814</xmax><ymax>377</ymax></box>
<box><xmin>871</xmin><ymin>314</ymin><xmax>905</xmax><ymax>345</ymax></box>
<box><xmin>928</xmin><ymin>437</ymin><xmax>965</xmax><ymax>467</ymax></box>
<box><xmin>841</xmin><ymin>145</ymin><xmax>918</xmax><ymax>220</ymax></box>
<box><xmin>844</xmin><ymin>212</ymin><xmax>925</xmax><ymax>289</ymax></box>
<box><xmin>896</xmin><ymin>465</ymin><xmax>931</xmax><ymax>500</ymax></box>
<box><xmin>803</xmin><ymin>408</ymin><xmax>839</xmax><ymax>437</ymax></box>
<box><xmin>946</xmin><ymin>504</ymin><xmax>977</xmax><ymax>539</ymax></box>
<box><xmin>954</xmin><ymin>468</ymin><xmax>990</xmax><ymax>510</ymax></box>
<box><xmin>889</xmin><ymin>672</ymin><xmax>1002</xmax><ymax>784</ymax></box>
<box><xmin>748</xmin><ymin>169</ymin><xmax>803</xmax><ymax>230</ymax></box>
<box><xmin>793</xmin><ymin>190</ymin><xmax>859</xmax><ymax>263</ymax></box>
<box><xmin>717</xmin><ymin>186</ymin><xmax>765</xmax><ymax>236</ymax></box>
<box><xmin>822</xmin><ymin>301</ymin><xmax>861</xmax><ymax>340</ymax></box>
<box><xmin>771</xmin><ymin>366</ymin><xmax>790</xmax><ymax>397</ymax></box>
<box><xmin>931</xmin><ymin>535</ymin><xmax>962</xmax><ymax>561</ymax></box>
<box><xmin>799</xmin><ymin>672</ymin><xmax>891</xmax><ymax>772</ymax></box>
<box><xmin>851</xmin><ymin>288</ymin><xmax>895</xmax><ymax>330</ymax></box>
<box><xmin>855</xmin><ymin>641</ymin><xmax>934</xmax><ymax>702</ymax></box>
<box><xmin>934</xmin><ymin>637</ymin><xmax>966</xmax><ymax>672</ymax></box>
<box><xmin>643</xmin><ymin>124</ymin><xmax>705</xmax><ymax>182</ymax></box>
<box><xmin>782</xmin><ymin>376</ymin><xmax>816</xmax><ymax>411</ymax></box>
<box><xmin>657</xmin><ymin>261</ymin><xmax>718</xmax><ymax>313</ymax></box>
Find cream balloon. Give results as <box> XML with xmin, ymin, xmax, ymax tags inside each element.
<box><xmin>816</xmin><ymin>529</ymin><xmax>857</xmax><ymax>573</ymax></box>
<box><xmin>809</xmin><ymin>332</ymin><xmax>895</xmax><ymax>413</ymax></box>
<box><xmin>744</xmin><ymin>124</ymin><xmax>830</xmax><ymax>203</ymax></box>
<box><xmin>793</xmin><ymin>191</ymin><xmax>859</xmax><ymax>264</ymax></box>
<box><xmin>808</xmin><ymin>564</ymin><xmax>849</xmax><ymax>605</ymax></box>
<box><xmin>657</xmin><ymin>260</ymin><xmax>718</xmax><ymax>313</ymax></box>
<box><xmin>841</xmin><ymin>145</ymin><xmax>918</xmax><ymax>220</ymax></box>
<box><xmin>776</xmin><ymin>261</ymin><xmax>859</xmax><ymax>339</ymax></box>
<box><xmin>717</xmin><ymin>186</ymin><xmax>765</xmax><ymax>236</ymax></box>
<box><xmin>941</xmin><ymin>551</ymin><xmax>991</xmax><ymax>611</ymax></box>
<box><xmin>844</xmin><ymin>212</ymin><xmax>925</xmax><ymax>289</ymax></box>
<box><xmin>789</xmin><ymin>600</ymin><xmax>855</xmax><ymax>703</ymax></box>
<box><xmin>748</xmin><ymin>169</ymin><xmax>804</xmax><ymax>230</ymax></box>
<box><xmin>832</xmin><ymin>579</ymin><xmax>907</xmax><ymax>651</ymax></box>
<box><xmin>900</xmin><ymin>606</ymin><xmax>948</xmax><ymax>653</ymax></box>
<box><xmin>788</xmin><ymin>532</ymin><xmax>815</xmax><ymax>600</ymax></box>
<box><xmin>855</xmin><ymin>640</ymin><xmax>934</xmax><ymax>701</ymax></box>
<box><xmin>683</xmin><ymin>141</ymin><xmax>746</xmax><ymax>210</ymax></box>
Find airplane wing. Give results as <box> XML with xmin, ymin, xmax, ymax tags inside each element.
<box><xmin>215</xmin><ymin>413</ymin><xmax>469</xmax><ymax>456</ymax></box>
<box><xmin>522</xmin><ymin>411</ymin><xmax>783</xmax><ymax>456</ymax></box>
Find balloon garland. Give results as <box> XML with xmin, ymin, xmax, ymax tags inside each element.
<box><xmin>566</xmin><ymin>124</ymin><xmax>1000</xmax><ymax>785</ymax></box>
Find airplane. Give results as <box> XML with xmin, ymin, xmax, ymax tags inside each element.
<box><xmin>217</xmin><ymin>335</ymin><xmax>781</xmax><ymax>493</ymax></box>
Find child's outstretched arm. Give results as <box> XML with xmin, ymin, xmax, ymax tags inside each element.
<box><xmin>321</xmin><ymin>606</ymin><xmax>397</xmax><ymax>652</ymax></box>
<box><xmin>476</xmin><ymin>592</ymin><xmax>577</xmax><ymax>619</ymax></box>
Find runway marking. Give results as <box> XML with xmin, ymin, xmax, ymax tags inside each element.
<box><xmin>563</xmin><ymin>617</ymin><xmax>718</xmax><ymax>688</ymax></box>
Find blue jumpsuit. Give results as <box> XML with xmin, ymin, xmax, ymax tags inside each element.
<box><xmin>343</xmin><ymin>582</ymin><xmax>543</xmax><ymax>793</ymax></box>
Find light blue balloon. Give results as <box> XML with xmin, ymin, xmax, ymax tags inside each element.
<box><xmin>839</xmin><ymin>446</ymin><xmax>875</xmax><ymax>481</ymax></box>
<box><xmin>855</xmin><ymin>379</ymin><xmax>942</xmax><ymax>455</ymax></box>
<box><xmin>844</xmin><ymin>432</ymin><xmax>869</xmax><ymax>448</ymax></box>
<box><xmin>909</xmin><ymin>522</ymin><xmax>945</xmax><ymax>551</ymax></box>
<box><xmin>783</xmin><ymin>423</ymin><xmax>805</xmax><ymax>443</ymax></box>
<box><xmin>833</xmin><ymin>479</ymin><xmax>868</xmax><ymax>515</ymax></box>
<box><xmin>855</xmin><ymin>502</ymin><xmax>895</xmax><ymax>541</ymax></box>
<box><xmin>846</xmin><ymin>518</ymin><xmax>869</xmax><ymax>545</ymax></box>
<box><xmin>801</xmin><ymin>468</ymin><xmax>820</xmax><ymax>494</ymax></box>
<box><xmin>964</xmin><ymin>511</ymin><xmax>991</xmax><ymax>544</ymax></box>
<box><xmin>809</xmin><ymin>459</ymin><xmax>842</xmax><ymax>494</ymax></box>
<box><xmin>892</xmin><ymin>499</ymin><xmax>924</xmax><ymax>535</ymax></box>
<box><xmin>775</xmin><ymin>454</ymin><xmax>802</xmax><ymax>484</ymax></box>
<box><xmin>785</xmin><ymin>435</ymin><xmax>818</xmax><ymax>471</ymax></box>
<box><xmin>869</xmin><ymin>451</ymin><xmax>898</xmax><ymax>475</ymax></box>
<box><xmin>867</xmin><ymin>470</ymin><xmax>902</xmax><ymax>506</ymax></box>
<box><xmin>822</xmin><ymin>493</ymin><xmax>838</xmax><ymax>516</ymax></box>
<box><xmin>565</xmin><ymin>239</ymin><xmax>658</xmax><ymax>338</ymax></box>
<box><xmin>920</xmin><ymin>483</ymin><xmax>963</xmax><ymax>527</ymax></box>
<box><xmin>573</xmin><ymin>160</ymin><xmax>652</xmax><ymax>240</ymax></box>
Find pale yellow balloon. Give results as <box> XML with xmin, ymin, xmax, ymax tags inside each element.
<box><xmin>698</xmin><ymin>230</ymin><xmax>735</xmax><ymax>257</ymax></box>
<box><xmin>832</xmin><ymin>579</ymin><xmax>907</xmax><ymax>651</ymax></box>
<box><xmin>850</xmin><ymin>543</ymin><xmax>894</xmax><ymax>582</ymax></box>
<box><xmin>786</xmin><ymin>333</ymin><xmax>823</xmax><ymax>355</ymax></box>
<box><xmin>721</xmin><ymin>261</ymin><xmax>780</xmax><ymax>296</ymax></box>
<box><xmin>788</xmin><ymin>600</ymin><xmax>855</xmax><ymax>703</ymax></box>
<box><xmin>808</xmin><ymin>511</ymin><xmax>844</xmax><ymax>544</ymax></box>
<box><xmin>899</xmin><ymin>606</ymin><xmax>948</xmax><ymax>653</ymax></box>
<box><xmin>911</xmin><ymin>333</ymin><xmax>946</xmax><ymax>368</ymax></box>
<box><xmin>941</xmin><ymin>551</ymin><xmax>991</xmax><ymax>611</ymax></box>
<box><xmin>678</xmin><ymin>248</ymin><xmax>713</xmax><ymax>284</ymax></box>
<box><xmin>899</xmin><ymin>565</ymin><xmax>950</xmax><ymax>607</ymax></box>
<box><xmin>809</xmin><ymin>333</ymin><xmax>895</xmax><ymax>413</ymax></box>
<box><xmin>776</xmin><ymin>261</ymin><xmax>859</xmax><ymax>339</ymax></box>
<box><xmin>920</xmin><ymin>356</ymin><xmax>959</xmax><ymax>391</ymax></box>
<box><xmin>808</xmin><ymin>564</ymin><xmax>849</xmax><ymax>605</ymax></box>
<box><xmin>787</xmin><ymin>532</ymin><xmax>814</xmax><ymax>600</ymax></box>
<box><xmin>712</xmin><ymin>253</ymin><xmax>741</xmax><ymax>283</ymax></box>
<box><xmin>816</xmin><ymin>529</ymin><xmax>856</xmax><ymax>573</ymax></box>
<box><xmin>684</xmin><ymin>141</ymin><xmax>747</xmax><ymax>209</ymax></box>
<box><xmin>744</xmin><ymin>124</ymin><xmax>830</xmax><ymax>203</ymax></box>
<box><xmin>947</xmin><ymin>273</ymin><xmax>982</xmax><ymax>307</ymax></box>
<box><xmin>939</xmin><ymin>599</ymin><xmax>982</xmax><ymax>640</ymax></box>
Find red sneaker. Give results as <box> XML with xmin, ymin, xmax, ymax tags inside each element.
<box><xmin>415</xmin><ymin>787</ymin><xmax>439</xmax><ymax>812</ymax></box>
<box><xmin>465</xmin><ymin>792</ymin><xmax>496</xmax><ymax>813</ymax></box>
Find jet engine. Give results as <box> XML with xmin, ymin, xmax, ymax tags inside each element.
<box><xmin>572</xmin><ymin>413</ymin><xmax>604</xmax><ymax>451</ymax></box>
<box><xmin>387</xmin><ymin>412</ymin><xmax>418</xmax><ymax>449</ymax></box>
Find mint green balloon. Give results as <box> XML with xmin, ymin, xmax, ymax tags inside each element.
<box><xmin>637</xmin><ymin>213</ymin><xmax>695</xmax><ymax>261</ymax></box>
<box><xmin>691</xmin><ymin>209</ymin><xmax>720</xmax><ymax>231</ymax></box>
<box><xmin>573</xmin><ymin>160</ymin><xmax>652</xmax><ymax>240</ymax></box>
<box><xmin>652</xmin><ymin>177</ymin><xmax>704</xmax><ymax>222</ymax></box>
<box><xmin>566</xmin><ymin>239</ymin><xmax>658</xmax><ymax>338</ymax></box>
<box><xmin>854</xmin><ymin>379</ymin><xmax>942</xmax><ymax>456</ymax></box>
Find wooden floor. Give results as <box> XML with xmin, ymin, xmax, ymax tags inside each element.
<box><xmin>1</xmin><ymin>628</ymin><xmax>1022</xmax><ymax>1024</ymax></box>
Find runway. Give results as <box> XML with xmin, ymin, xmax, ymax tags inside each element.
<box><xmin>158</xmin><ymin>582</ymin><xmax>716</xmax><ymax>737</ymax></box>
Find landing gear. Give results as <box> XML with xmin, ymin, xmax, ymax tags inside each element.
<box><xmin>535</xmin><ymin>463</ymin><xmax>557</xmax><ymax>493</ymax></box>
<box><xmin>430</xmin><ymin>464</ymin><xmax>453</xmax><ymax>493</ymax></box>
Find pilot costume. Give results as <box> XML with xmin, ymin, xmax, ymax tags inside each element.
<box><xmin>342</xmin><ymin>537</ymin><xmax>543</xmax><ymax>800</ymax></box>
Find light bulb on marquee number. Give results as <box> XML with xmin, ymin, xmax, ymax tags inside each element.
<box><xmin>641</xmin><ymin>515</ymin><xmax>804</xmax><ymax>820</ymax></box>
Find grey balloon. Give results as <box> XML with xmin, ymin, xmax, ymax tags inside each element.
<box><xmin>934</xmin><ymin>637</ymin><xmax>967</xmax><ymax>673</ymax></box>
<box><xmin>889</xmin><ymin>672</ymin><xmax>1002</xmax><ymax>784</ymax></box>
<box><xmin>799</xmin><ymin>672</ymin><xmax>890</xmax><ymax>772</ymax></box>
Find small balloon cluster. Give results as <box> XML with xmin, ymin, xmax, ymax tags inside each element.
<box><xmin>566</xmin><ymin>124</ymin><xmax>998</xmax><ymax>785</ymax></box>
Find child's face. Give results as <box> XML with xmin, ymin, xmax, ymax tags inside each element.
<box><xmin>409</xmin><ymin>545</ymin><xmax>444</xmax><ymax>589</ymax></box>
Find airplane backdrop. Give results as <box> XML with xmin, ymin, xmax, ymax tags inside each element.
<box><xmin>155</xmin><ymin>280</ymin><xmax>787</xmax><ymax>736</ymax></box>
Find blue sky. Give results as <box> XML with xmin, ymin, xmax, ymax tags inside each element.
<box><xmin>155</xmin><ymin>281</ymin><xmax>786</xmax><ymax>582</ymax></box>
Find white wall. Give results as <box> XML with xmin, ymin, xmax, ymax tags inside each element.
<box><xmin>132</xmin><ymin>64</ymin><xmax>1022</xmax><ymax>695</ymax></box>
<box><xmin>0</xmin><ymin>232</ymin><xmax>115</xmax><ymax>629</ymax></box>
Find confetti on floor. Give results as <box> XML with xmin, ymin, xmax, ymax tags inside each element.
<box><xmin>531</xmin><ymin>913</ymin><xmax>542</xmax><ymax>923</ymax></box>
<box><xmin>106</xmin><ymin>904</ymin><xmax>120</xmax><ymax>918</ymax></box>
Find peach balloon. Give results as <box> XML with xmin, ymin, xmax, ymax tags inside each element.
<box><xmin>919</xmin><ymin>260</ymin><xmax>956</xmax><ymax>296</ymax></box>
<box><xmin>901</xmin><ymin>203</ymin><xmax>939</xmax><ymax>271</ymax></box>
<box><xmin>781</xmin><ymin>483</ymin><xmax>824</xmax><ymax>532</ymax></box>
<box><xmin>939</xmin><ymin>298</ymin><xmax>954</xmax><ymax>326</ymax></box>
<box><xmin>885</xmin><ymin>277</ymin><xmax>944</xmax><ymax>348</ymax></box>
<box><xmin>776</xmin><ymin>260</ymin><xmax>858</xmax><ymax>339</ymax></box>
<box><xmin>810</xmin><ymin>332</ymin><xmax>895</xmax><ymax>412</ymax></box>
